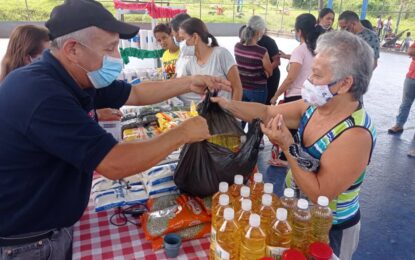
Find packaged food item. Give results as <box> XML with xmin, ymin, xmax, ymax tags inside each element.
<box><xmin>147</xmin><ymin>194</ymin><xmax>180</xmax><ymax>212</ymax></box>
<box><xmin>92</xmin><ymin>177</ymin><xmax>122</xmax><ymax>193</ymax></box>
<box><xmin>93</xmin><ymin>187</ymin><xmax>125</xmax><ymax>212</ymax></box>
<box><xmin>149</xmin><ymin>223</ymin><xmax>210</xmax><ymax>250</ymax></box>
<box><xmin>195</xmin><ymin>196</ymin><xmax>213</xmax><ymax>216</ymax></box>
<box><xmin>124</xmin><ymin>185</ymin><xmax>148</xmax><ymax>205</ymax></box>
<box><xmin>141</xmin><ymin>195</ymin><xmax>211</xmax><ymax>240</ymax></box>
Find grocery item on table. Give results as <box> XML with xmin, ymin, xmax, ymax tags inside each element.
<box><xmin>150</xmin><ymin>223</ymin><xmax>210</xmax><ymax>250</ymax></box>
<box><xmin>211</xmin><ymin>182</ymin><xmax>230</xmax><ymax>216</ymax></box>
<box><xmin>239</xmin><ymin>214</ymin><xmax>266</xmax><ymax>260</ymax></box>
<box><xmin>251</xmin><ymin>173</ymin><xmax>265</xmax><ymax>212</ymax></box>
<box><xmin>266</xmin><ymin>208</ymin><xmax>292</xmax><ymax>259</ymax></box>
<box><xmin>259</xmin><ymin>194</ymin><xmax>276</xmax><ymax>237</ymax></box>
<box><xmin>291</xmin><ymin>199</ymin><xmax>312</xmax><ymax>254</ymax></box>
<box><xmin>141</xmin><ymin>194</ymin><xmax>210</xmax><ymax>239</ymax></box>
<box><xmin>235</xmin><ymin>199</ymin><xmax>252</xmax><ymax>236</ymax></box>
<box><xmin>229</xmin><ymin>175</ymin><xmax>244</xmax><ymax>202</ymax></box>
<box><xmin>215</xmin><ymin>208</ymin><xmax>239</xmax><ymax>260</ymax></box>
<box><xmin>264</xmin><ymin>183</ymin><xmax>281</xmax><ymax>210</ymax></box>
<box><xmin>310</xmin><ymin>196</ymin><xmax>333</xmax><ymax>244</ymax></box>
<box><xmin>280</xmin><ymin>188</ymin><xmax>297</xmax><ymax>225</ymax></box>
<box><xmin>147</xmin><ymin>194</ymin><xmax>180</xmax><ymax>212</ymax></box>
<box><xmin>210</xmin><ymin>194</ymin><xmax>230</xmax><ymax>260</ymax></box>
<box><xmin>195</xmin><ymin>196</ymin><xmax>213</xmax><ymax>216</ymax></box>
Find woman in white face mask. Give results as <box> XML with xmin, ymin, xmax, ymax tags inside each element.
<box><xmin>177</xmin><ymin>18</ymin><xmax>243</xmax><ymax>107</ymax></box>
<box><xmin>211</xmin><ymin>31</ymin><xmax>376</xmax><ymax>260</ymax></box>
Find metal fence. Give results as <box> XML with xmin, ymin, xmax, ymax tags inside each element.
<box><xmin>1</xmin><ymin>0</ymin><xmax>413</xmax><ymax>34</ymax></box>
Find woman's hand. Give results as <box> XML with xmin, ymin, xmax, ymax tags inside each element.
<box><xmin>260</xmin><ymin>114</ymin><xmax>294</xmax><ymax>151</ymax></box>
<box><xmin>270</xmin><ymin>95</ymin><xmax>279</xmax><ymax>105</ymax></box>
<box><xmin>210</xmin><ymin>96</ymin><xmax>230</xmax><ymax>110</ymax></box>
<box><xmin>190</xmin><ymin>75</ymin><xmax>231</xmax><ymax>95</ymax></box>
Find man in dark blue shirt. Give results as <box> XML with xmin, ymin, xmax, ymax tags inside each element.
<box><xmin>0</xmin><ymin>1</ymin><xmax>230</xmax><ymax>258</ymax></box>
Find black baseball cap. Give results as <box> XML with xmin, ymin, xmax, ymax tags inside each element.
<box><xmin>45</xmin><ymin>0</ymin><xmax>139</xmax><ymax>40</ymax></box>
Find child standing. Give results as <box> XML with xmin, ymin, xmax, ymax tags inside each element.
<box><xmin>154</xmin><ymin>23</ymin><xmax>180</xmax><ymax>79</ymax></box>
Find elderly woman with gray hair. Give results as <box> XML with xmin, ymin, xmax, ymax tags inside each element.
<box><xmin>213</xmin><ymin>31</ymin><xmax>376</xmax><ymax>260</ymax></box>
<box><xmin>235</xmin><ymin>15</ymin><xmax>273</xmax><ymax>106</ymax></box>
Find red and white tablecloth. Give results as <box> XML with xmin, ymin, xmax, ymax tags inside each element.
<box><xmin>72</xmin><ymin>198</ymin><xmax>210</xmax><ymax>259</ymax></box>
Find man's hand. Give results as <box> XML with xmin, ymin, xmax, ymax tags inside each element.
<box><xmin>260</xmin><ymin>114</ymin><xmax>294</xmax><ymax>151</ymax></box>
<box><xmin>190</xmin><ymin>75</ymin><xmax>231</xmax><ymax>95</ymax></box>
<box><xmin>178</xmin><ymin>116</ymin><xmax>211</xmax><ymax>143</ymax></box>
<box><xmin>96</xmin><ymin>108</ymin><xmax>123</xmax><ymax>122</ymax></box>
<box><xmin>270</xmin><ymin>95</ymin><xmax>279</xmax><ymax>105</ymax></box>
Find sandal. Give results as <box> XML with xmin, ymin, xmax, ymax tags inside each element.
<box><xmin>388</xmin><ymin>125</ymin><xmax>404</xmax><ymax>134</ymax></box>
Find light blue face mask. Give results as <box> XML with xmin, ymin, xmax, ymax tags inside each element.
<box><xmin>87</xmin><ymin>55</ymin><xmax>123</xmax><ymax>89</ymax></box>
<box><xmin>77</xmin><ymin>43</ymin><xmax>123</xmax><ymax>89</ymax></box>
<box><xmin>295</xmin><ymin>33</ymin><xmax>301</xmax><ymax>42</ymax></box>
<box><xmin>173</xmin><ymin>36</ymin><xmax>180</xmax><ymax>47</ymax></box>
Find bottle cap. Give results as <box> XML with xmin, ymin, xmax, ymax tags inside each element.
<box><xmin>309</xmin><ymin>242</ymin><xmax>333</xmax><ymax>259</ymax></box>
<box><xmin>284</xmin><ymin>188</ymin><xmax>294</xmax><ymax>198</ymax></box>
<box><xmin>264</xmin><ymin>183</ymin><xmax>273</xmax><ymax>194</ymax></box>
<box><xmin>241</xmin><ymin>186</ymin><xmax>250</xmax><ymax>197</ymax></box>
<box><xmin>254</xmin><ymin>173</ymin><xmax>263</xmax><ymax>183</ymax></box>
<box><xmin>317</xmin><ymin>196</ymin><xmax>329</xmax><ymax>207</ymax></box>
<box><xmin>262</xmin><ymin>194</ymin><xmax>272</xmax><ymax>206</ymax></box>
<box><xmin>297</xmin><ymin>198</ymin><xmax>309</xmax><ymax>210</ymax></box>
<box><xmin>219</xmin><ymin>182</ymin><xmax>229</xmax><ymax>193</ymax></box>
<box><xmin>219</xmin><ymin>194</ymin><xmax>229</xmax><ymax>206</ymax></box>
<box><xmin>276</xmin><ymin>208</ymin><xmax>288</xmax><ymax>221</ymax></box>
<box><xmin>234</xmin><ymin>175</ymin><xmax>243</xmax><ymax>185</ymax></box>
<box><xmin>249</xmin><ymin>214</ymin><xmax>260</xmax><ymax>227</ymax></box>
<box><xmin>224</xmin><ymin>208</ymin><xmax>235</xmax><ymax>221</ymax></box>
<box><xmin>241</xmin><ymin>199</ymin><xmax>252</xmax><ymax>211</ymax></box>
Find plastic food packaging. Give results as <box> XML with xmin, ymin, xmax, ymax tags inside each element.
<box><xmin>141</xmin><ymin>194</ymin><xmax>211</xmax><ymax>240</ymax></box>
<box><xmin>174</xmin><ymin>91</ymin><xmax>263</xmax><ymax>197</ymax></box>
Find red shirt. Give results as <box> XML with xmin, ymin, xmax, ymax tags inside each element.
<box><xmin>407</xmin><ymin>42</ymin><xmax>415</xmax><ymax>79</ymax></box>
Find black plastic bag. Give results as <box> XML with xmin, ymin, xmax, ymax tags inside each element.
<box><xmin>173</xmin><ymin>92</ymin><xmax>263</xmax><ymax>197</ymax></box>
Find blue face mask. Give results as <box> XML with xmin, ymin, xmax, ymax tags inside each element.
<box><xmin>77</xmin><ymin>43</ymin><xmax>123</xmax><ymax>89</ymax></box>
<box><xmin>295</xmin><ymin>33</ymin><xmax>301</xmax><ymax>42</ymax></box>
<box><xmin>173</xmin><ymin>36</ymin><xmax>180</xmax><ymax>47</ymax></box>
<box><xmin>87</xmin><ymin>56</ymin><xmax>123</xmax><ymax>89</ymax></box>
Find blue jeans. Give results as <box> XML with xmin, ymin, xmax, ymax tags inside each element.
<box><xmin>396</xmin><ymin>77</ymin><xmax>415</xmax><ymax>127</ymax></box>
<box><xmin>0</xmin><ymin>227</ymin><xmax>73</xmax><ymax>260</ymax></box>
<box><xmin>242</xmin><ymin>88</ymin><xmax>268</xmax><ymax>129</ymax></box>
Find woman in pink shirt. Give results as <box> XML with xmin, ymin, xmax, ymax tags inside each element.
<box><xmin>269</xmin><ymin>13</ymin><xmax>323</xmax><ymax>165</ymax></box>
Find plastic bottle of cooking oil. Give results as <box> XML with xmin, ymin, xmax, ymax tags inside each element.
<box><xmin>212</xmin><ymin>182</ymin><xmax>230</xmax><ymax>216</ymax></box>
<box><xmin>210</xmin><ymin>194</ymin><xmax>230</xmax><ymax>260</ymax></box>
<box><xmin>234</xmin><ymin>185</ymin><xmax>250</xmax><ymax>213</ymax></box>
<box><xmin>280</xmin><ymin>188</ymin><xmax>297</xmax><ymax>224</ymax></box>
<box><xmin>264</xmin><ymin>183</ymin><xmax>281</xmax><ymax>210</ymax></box>
<box><xmin>215</xmin><ymin>208</ymin><xmax>240</xmax><ymax>260</ymax></box>
<box><xmin>229</xmin><ymin>175</ymin><xmax>243</xmax><ymax>202</ymax></box>
<box><xmin>239</xmin><ymin>214</ymin><xmax>266</xmax><ymax>260</ymax></box>
<box><xmin>266</xmin><ymin>208</ymin><xmax>292</xmax><ymax>259</ymax></box>
<box><xmin>310</xmin><ymin>196</ymin><xmax>333</xmax><ymax>244</ymax></box>
<box><xmin>291</xmin><ymin>199</ymin><xmax>312</xmax><ymax>254</ymax></box>
<box><xmin>235</xmin><ymin>199</ymin><xmax>252</xmax><ymax>236</ymax></box>
<box><xmin>259</xmin><ymin>194</ymin><xmax>276</xmax><ymax>237</ymax></box>
<box><xmin>250</xmin><ymin>173</ymin><xmax>264</xmax><ymax>212</ymax></box>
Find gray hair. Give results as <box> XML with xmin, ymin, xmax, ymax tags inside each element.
<box><xmin>315</xmin><ymin>30</ymin><xmax>374</xmax><ymax>100</ymax></box>
<box><xmin>240</xmin><ymin>15</ymin><xmax>266</xmax><ymax>44</ymax></box>
<box><xmin>50</xmin><ymin>27</ymin><xmax>97</xmax><ymax>49</ymax></box>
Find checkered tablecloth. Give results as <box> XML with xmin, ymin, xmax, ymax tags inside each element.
<box><xmin>72</xmin><ymin>197</ymin><xmax>210</xmax><ymax>260</ymax></box>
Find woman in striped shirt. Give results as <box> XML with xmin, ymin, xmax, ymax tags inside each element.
<box><xmin>235</xmin><ymin>16</ymin><xmax>273</xmax><ymax>107</ymax></box>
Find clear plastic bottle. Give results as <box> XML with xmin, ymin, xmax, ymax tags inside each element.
<box><xmin>291</xmin><ymin>199</ymin><xmax>312</xmax><ymax>254</ymax></box>
<box><xmin>239</xmin><ymin>214</ymin><xmax>266</xmax><ymax>260</ymax></box>
<box><xmin>212</xmin><ymin>182</ymin><xmax>230</xmax><ymax>217</ymax></box>
<box><xmin>229</xmin><ymin>175</ymin><xmax>243</xmax><ymax>202</ymax></box>
<box><xmin>250</xmin><ymin>173</ymin><xmax>264</xmax><ymax>212</ymax></box>
<box><xmin>259</xmin><ymin>194</ymin><xmax>276</xmax><ymax>237</ymax></box>
<box><xmin>280</xmin><ymin>188</ymin><xmax>297</xmax><ymax>224</ymax></box>
<box><xmin>310</xmin><ymin>196</ymin><xmax>333</xmax><ymax>244</ymax></box>
<box><xmin>210</xmin><ymin>194</ymin><xmax>230</xmax><ymax>260</ymax></box>
<box><xmin>234</xmin><ymin>185</ymin><xmax>250</xmax><ymax>213</ymax></box>
<box><xmin>266</xmin><ymin>208</ymin><xmax>292</xmax><ymax>259</ymax></box>
<box><xmin>235</xmin><ymin>199</ymin><xmax>252</xmax><ymax>236</ymax></box>
<box><xmin>215</xmin><ymin>208</ymin><xmax>240</xmax><ymax>260</ymax></box>
<box><xmin>264</xmin><ymin>183</ymin><xmax>281</xmax><ymax>210</ymax></box>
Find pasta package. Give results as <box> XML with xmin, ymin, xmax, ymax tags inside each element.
<box><xmin>141</xmin><ymin>194</ymin><xmax>210</xmax><ymax>240</ymax></box>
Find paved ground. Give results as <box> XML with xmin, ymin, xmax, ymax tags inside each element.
<box><xmin>1</xmin><ymin>36</ymin><xmax>414</xmax><ymax>259</ymax></box>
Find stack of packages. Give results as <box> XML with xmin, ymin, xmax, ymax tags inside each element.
<box><xmin>92</xmin><ymin>163</ymin><xmax>179</xmax><ymax>212</ymax></box>
<box><xmin>121</xmin><ymin>103</ymin><xmax>196</xmax><ymax>142</ymax></box>
<box><xmin>141</xmin><ymin>194</ymin><xmax>213</xmax><ymax>250</ymax></box>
